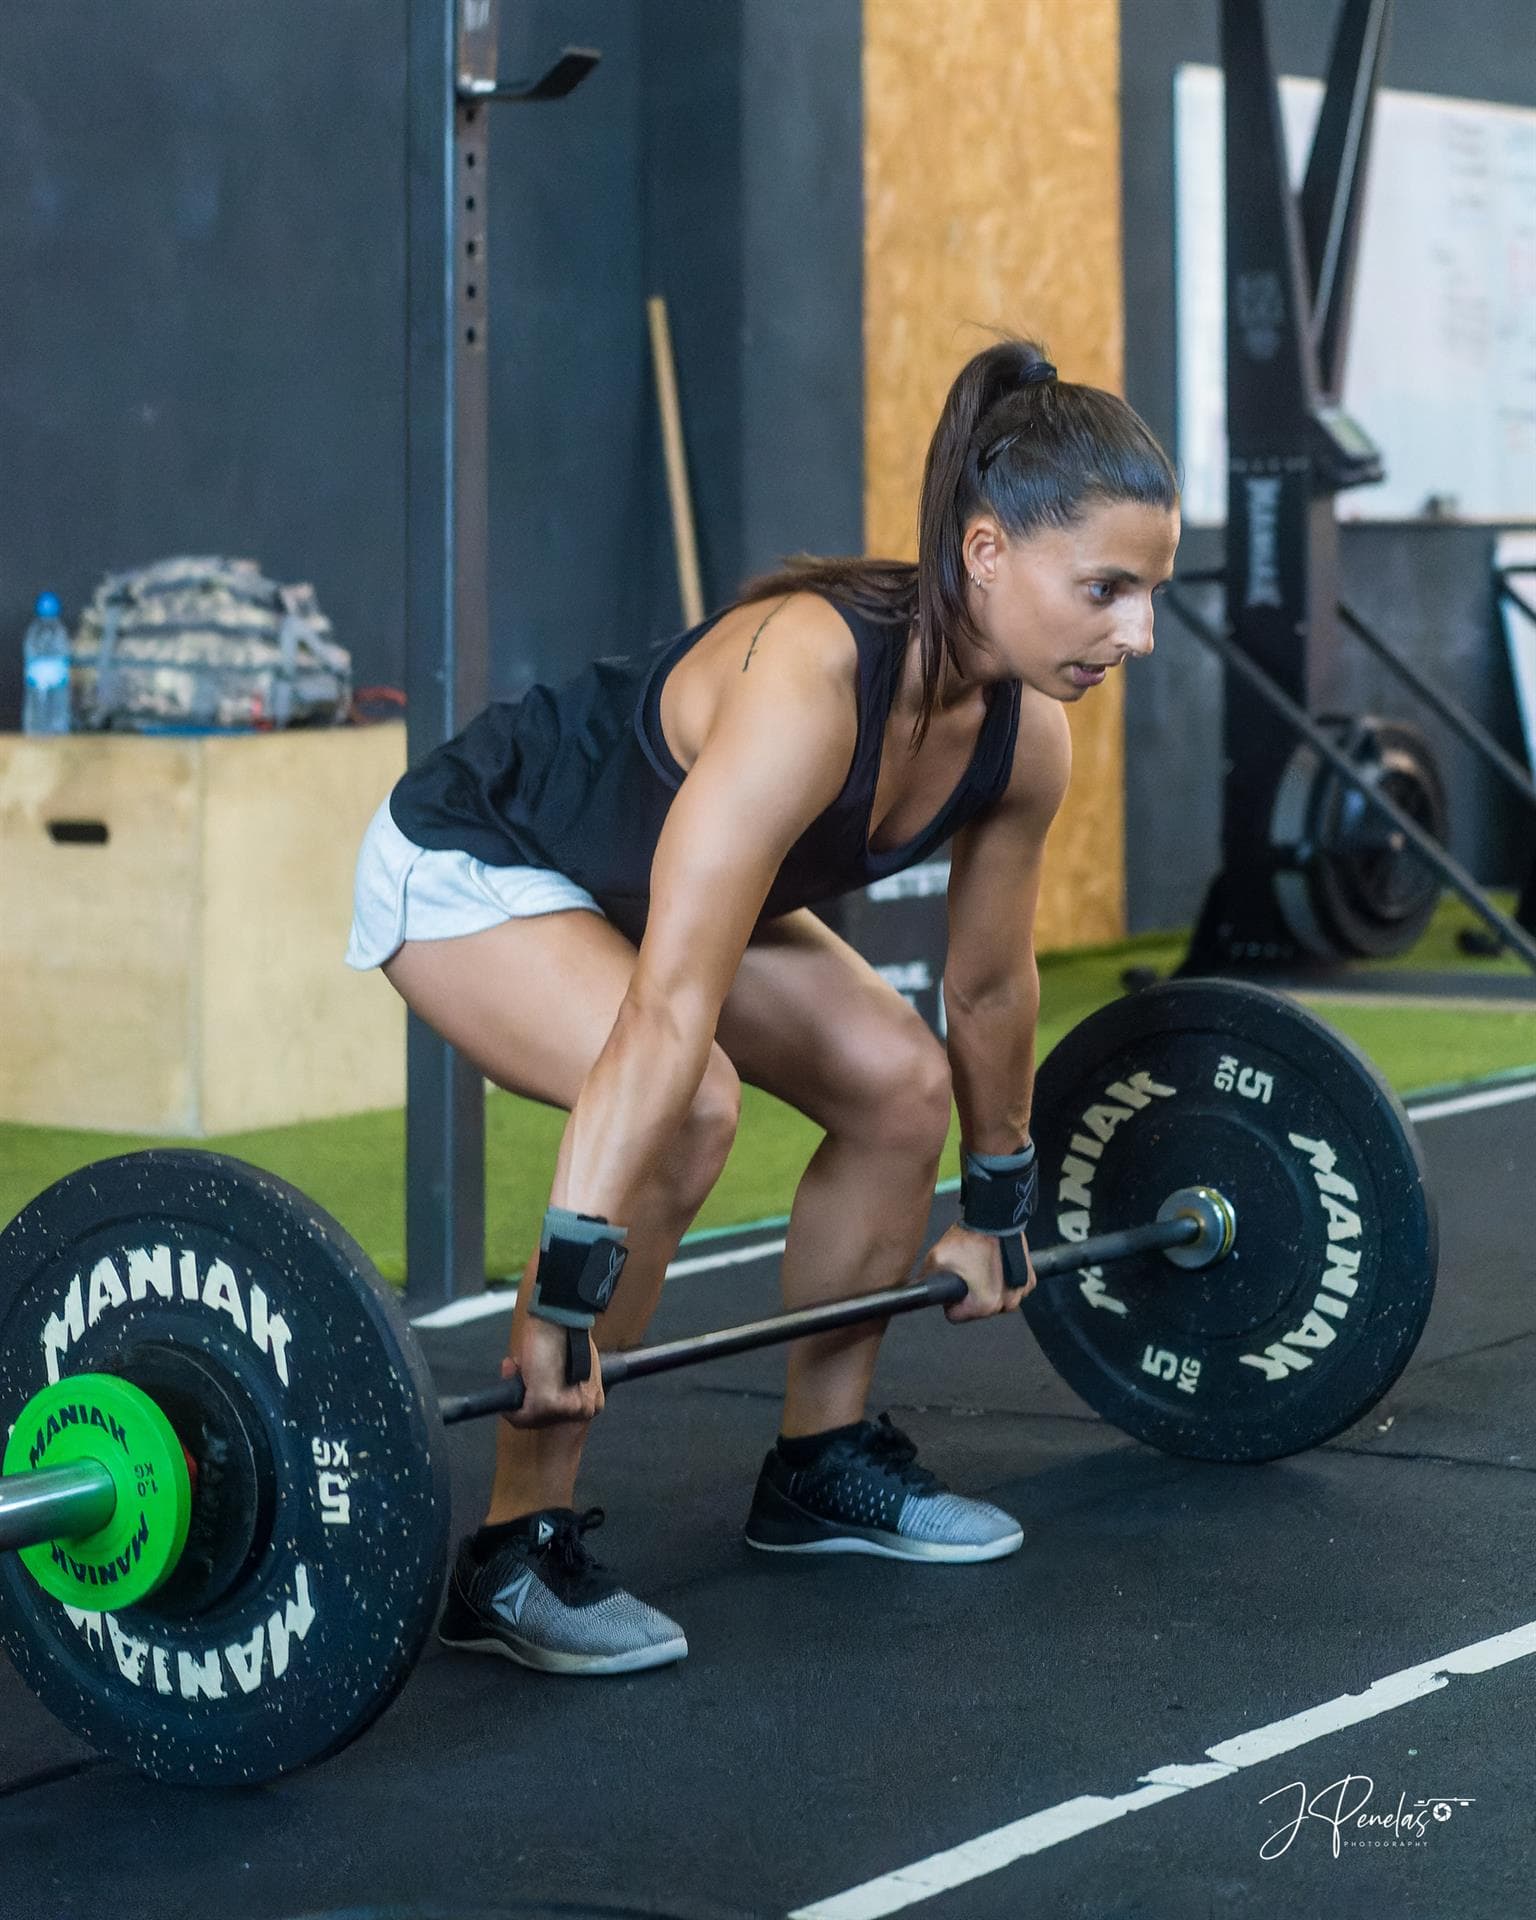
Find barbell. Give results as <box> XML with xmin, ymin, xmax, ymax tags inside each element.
<box><xmin>0</xmin><ymin>980</ymin><xmax>1436</xmax><ymax>1785</ymax></box>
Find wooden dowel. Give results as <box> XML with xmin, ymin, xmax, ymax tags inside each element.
<box><xmin>647</xmin><ymin>294</ymin><xmax>705</xmax><ymax>627</ymax></box>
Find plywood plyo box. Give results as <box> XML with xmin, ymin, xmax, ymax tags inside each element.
<box><xmin>0</xmin><ymin>724</ymin><xmax>406</xmax><ymax>1135</ymax></box>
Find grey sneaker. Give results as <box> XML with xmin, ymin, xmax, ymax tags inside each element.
<box><xmin>743</xmin><ymin>1413</ymin><xmax>1023</xmax><ymax>1563</ymax></box>
<box><xmin>438</xmin><ymin>1506</ymin><xmax>688</xmax><ymax>1675</ymax></box>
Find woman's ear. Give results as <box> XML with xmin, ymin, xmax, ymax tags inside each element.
<box><xmin>963</xmin><ymin>518</ymin><xmax>1003</xmax><ymax>591</ymax></box>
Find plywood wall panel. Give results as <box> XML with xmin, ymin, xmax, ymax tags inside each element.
<box><xmin>864</xmin><ymin>0</ymin><xmax>1126</xmax><ymax>949</ymax></box>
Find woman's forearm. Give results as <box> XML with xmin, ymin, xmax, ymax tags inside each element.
<box><xmin>944</xmin><ymin>970</ymin><xmax>1041</xmax><ymax>1156</ymax></box>
<box><xmin>553</xmin><ymin>992</ymin><xmax>716</xmax><ymax>1220</ymax></box>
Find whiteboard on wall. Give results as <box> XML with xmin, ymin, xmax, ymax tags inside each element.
<box><xmin>1174</xmin><ymin>64</ymin><xmax>1536</xmax><ymax>526</ymax></box>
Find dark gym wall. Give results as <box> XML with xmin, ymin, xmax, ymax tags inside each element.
<box><xmin>1121</xmin><ymin>0</ymin><xmax>1536</xmax><ymax>931</ymax></box>
<box><xmin>0</xmin><ymin>1</ymin><xmax>408</xmax><ymax>725</ymax></box>
<box><xmin>0</xmin><ymin>2</ymin><xmax>862</xmax><ymax>721</ymax></box>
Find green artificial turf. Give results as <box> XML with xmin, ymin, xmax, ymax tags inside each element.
<box><xmin>0</xmin><ymin>1090</ymin><xmax>823</xmax><ymax>1287</ymax></box>
<box><xmin>1030</xmin><ymin>894</ymin><xmax>1536</xmax><ymax>1102</ymax></box>
<box><xmin>3</xmin><ymin>896</ymin><xmax>1531</xmax><ymax>1286</ymax></box>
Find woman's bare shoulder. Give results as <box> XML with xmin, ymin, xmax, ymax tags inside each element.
<box><xmin>664</xmin><ymin>591</ymin><xmax>859</xmax><ymax>774</ymax></box>
<box><xmin>1002</xmin><ymin>687</ymin><xmax>1073</xmax><ymax>812</ymax></box>
<box><xmin>721</xmin><ymin>589</ymin><xmax>862</xmax><ymax>688</ymax></box>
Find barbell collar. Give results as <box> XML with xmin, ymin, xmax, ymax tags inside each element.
<box><xmin>0</xmin><ymin>1460</ymin><xmax>117</xmax><ymax>1556</ymax></box>
<box><xmin>1155</xmin><ymin>1186</ymin><xmax>1238</xmax><ymax>1271</ymax></box>
<box><xmin>438</xmin><ymin>1208</ymin><xmax>1209</xmax><ymax>1426</ymax></box>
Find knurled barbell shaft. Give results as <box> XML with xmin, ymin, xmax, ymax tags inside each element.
<box><xmin>438</xmin><ymin>1209</ymin><xmax>1204</xmax><ymax>1426</ymax></box>
<box><xmin>0</xmin><ymin>1459</ymin><xmax>117</xmax><ymax>1556</ymax></box>
<box><xmin>0</xmin><ymin>1214</ymin><xmax>1213</xmax><ymax>1544</ymax></box>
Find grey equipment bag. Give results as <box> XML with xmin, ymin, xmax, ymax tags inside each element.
<box><xmin>73</xmin><ymin>555</ymin><xmax>352</xmax><ymax>731</ymax></box>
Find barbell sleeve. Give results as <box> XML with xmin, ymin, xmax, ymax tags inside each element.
<box><xmin>438</xmin><ymin>1210</ymin><xmax>1203</xmax><ymax>1426</ymax></box>
<box><xmin>0</xmin><ymin>1459</ymin><xmax>117</xmax><ymax>1556</ymax></box>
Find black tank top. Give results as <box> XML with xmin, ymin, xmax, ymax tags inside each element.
<box><xmin>387</xmin><ymin>597</ymin><xmax>1022</xmax><ymax>944</ymax></box>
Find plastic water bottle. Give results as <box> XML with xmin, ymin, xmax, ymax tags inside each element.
<box><xmin>22</xmin><ymin>593</ymin><xmax>72</xmax><ymax>735</ymax></box>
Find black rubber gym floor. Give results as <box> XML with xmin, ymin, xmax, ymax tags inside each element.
<box><xmin>3</xmin><ymin>1083</ymin><xmax>1534</xmax><ymax>1920</ymax></box>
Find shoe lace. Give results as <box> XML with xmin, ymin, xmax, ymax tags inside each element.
<box><xmin>862</xmin><ymin>1413</ymin><xmax>941</xmax><ymax>1492</ymax></box>
<box><xmin>541</xmin><ymin>1505</ymin><xmax>607</xmax><ymax>1579</ymax></box>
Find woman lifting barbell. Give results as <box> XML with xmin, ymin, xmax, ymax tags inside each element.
<box><xmin>344</xmin><ymin>337</ymin><xmax>1180</xmax><ymax>1677</ymax></box>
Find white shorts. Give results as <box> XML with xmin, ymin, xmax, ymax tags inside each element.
<box><xmin>343</xmin><ymin>797</ymin><xmax>605</xmax><ymax>972</ymax></box>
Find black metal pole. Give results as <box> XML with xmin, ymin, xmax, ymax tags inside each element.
<box><xmin>1167</xmin><ymin>588</ymin><xmax>1536</xmax><ymax>974</ymax></box>
<box><xmin>1337</xmin><ymin>600</ymin><xmax>1536</xmax><ymax>810</ymax></box>
<box><xmin>437</xmin><ymin>1213</ymin><xmax>1202</xmax><ymax>1426</ymax></box>
<box><xmin>400</xmin><ymin>19</ymin><xmax>597</xmax><ymax>1310</ymax></box>
<box><xmin>1300</xmin><ymin>0</ymin><xmax>1392</xmax><ymax>396</ymax></box>
<box><xmin>403</xmin><ymin>0</ymin><xmax>489</xmax><ymax>1308</ymax></box>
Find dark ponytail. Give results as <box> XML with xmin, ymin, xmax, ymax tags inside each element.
<box><xmin>740</xmin><ymin>337</ymin><xmax>1177</xmax><ymax>747</ymax></box>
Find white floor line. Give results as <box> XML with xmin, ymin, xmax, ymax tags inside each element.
<box><xmin>1407</xmin><ymin>1076</ymin><xmax>1536</xmax><ymax>1123</ymax></box>
<box><xmin>790</xmin><ymin>1618</ymin><xmax>1536</xmax><ymax>1920</ymax></box>
<box><xmin>665</xmin><ymin>1235</ymin><xmax>788</xmax><ymax>1278</ymax></box>
<box><xmin>410</xmin><ymin>1290</ymin><xmax>520</xmax><ymax>1330</ymax></box>
<box><xmin>409</xmin><ymin>1235</ymin><xmax>788</xmax><ymax>1328</ymax></box>
<box><xmin>411</xmin><ymin>1074</ymin><xmax>1531</xmax><ymax>1328</ymax></box>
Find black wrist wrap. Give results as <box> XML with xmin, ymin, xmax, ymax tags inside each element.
<box><xmin>960</xmin><ymin>1141</ymin><xmax>1039</xmax><ymax>1237</ymax></box>
<box><xmin>529</xmin><ymin>1208</ymin><xmax>629</xmax><ymax>1331</ymax></box>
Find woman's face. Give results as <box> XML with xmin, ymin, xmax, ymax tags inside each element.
<box><xmin>962</xmin><ymin>499</ymin><xmax>1181</xmax><ymax>702</ymax></box>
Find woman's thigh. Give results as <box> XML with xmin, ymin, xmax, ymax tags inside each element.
<box><xmin>381</xmin><ymin>902</ymin><xmax>946</xmax><ymax>1154</ymax></box>
<box><xmin>382</xmin><ymin>910</ymin><xmax>642</xmax><ymax>1108</ymax></box>
<box><xmin>383</xmin><ymin>910</ymin><xmax>742</xmax><ymax>1228</ymax></box>
<box><xmin>716</xmin><ymin>910</ymin><xmax>953</xmax><ymax>1154</ymax></box>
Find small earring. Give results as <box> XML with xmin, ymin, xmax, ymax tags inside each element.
<box><xmin>969</xmin><ymin>573</ymin><xmax>983</xmax><ymax>589</ymax></box>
